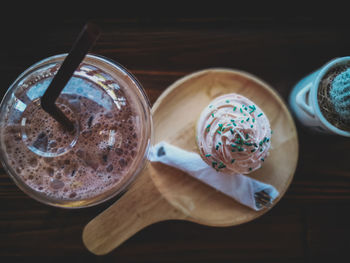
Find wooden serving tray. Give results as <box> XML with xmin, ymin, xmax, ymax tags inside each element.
<box><xmin>82</xmin><ymin>68</ymin><xmax>299</xmax><ymax>255</ymax></box>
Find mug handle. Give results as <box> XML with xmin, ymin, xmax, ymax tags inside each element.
<box><xmin>295</xmin><ymin>82</ymin><xmax>315</xmax><ymax>116</ymax></box>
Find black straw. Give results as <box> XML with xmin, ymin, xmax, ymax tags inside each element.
<box><xmin>41</xmin><ymin>23</ymin><xmax>100</xmax><ymax>131</ymax></box>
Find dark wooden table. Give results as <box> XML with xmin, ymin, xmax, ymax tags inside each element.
<box><xmin>1</xmin><ymin>6</ymin><xmax>350</xmax><ymax>262</ymax></box>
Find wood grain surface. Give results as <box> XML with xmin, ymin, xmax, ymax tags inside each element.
<box><xmin>1</xmin><ymin>5</ymin><xmax>350</xmax><ymax>262</ymax></box>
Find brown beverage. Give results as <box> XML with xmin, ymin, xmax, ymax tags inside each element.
<box><xmin>0</xmin><ymin>54</ymin><xmax>152</xmax><ymax>207</ymax></box>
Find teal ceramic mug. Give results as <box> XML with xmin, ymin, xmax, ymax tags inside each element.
<box><xmin>289</xmin><ymin>56</ymin><xmax>350</xmax><ymax>137</ymax></box>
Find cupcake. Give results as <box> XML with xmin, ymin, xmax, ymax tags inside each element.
<box><xmin>196</xmin><ymin>93</ymin><xmax>272</xmax><ymax>174</ymax></box>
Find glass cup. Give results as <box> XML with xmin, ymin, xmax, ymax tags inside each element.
<box><xmin>0</xmin><ymin>54</ymin><xmax>152</xmax><ymax>208</ymax></box>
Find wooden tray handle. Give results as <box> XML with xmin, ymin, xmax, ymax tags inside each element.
<box><xmin>82</xmin><ymin>166</ymin><xmax>183</xmax><ymax>255</ymax></box>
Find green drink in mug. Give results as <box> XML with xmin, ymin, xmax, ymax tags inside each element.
<box><xmin>289</xmin><ymin>56</ymin><xmax>350</xmax><ymax>137</ymax></box>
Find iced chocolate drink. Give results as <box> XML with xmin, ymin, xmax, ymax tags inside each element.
<box><xmin>0</xmin><ymin>54</ymin><xmax>152</xmax><ymax>208</ymax></box>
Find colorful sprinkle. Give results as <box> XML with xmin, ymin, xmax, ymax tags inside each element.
<box><xmin>258</xmin><ymin>113</ymin><xmax>263</xmax><ymax>117</ymax></box>
<box><xmin>232</xmin><ymin>122</ymin><xmax>237</xmax><ymax>126</ymax></box>
<box><xmin>251</xmin><ymin>149</ymin><xmax>256</xmax><ymax>152</ymax></box>
<box><xmin>231</xmin><ymin>144</ymin><xmax>237</xmax><ymax>148</ymax></box>
<box><xmin>243</xmin><ymin>142</ymin><xmax>253</xmax><ymax>146</ymax></box>
<box><xmin>206</xmin><ymin>124</ymin><xmax>211</xmax><ymax>132</ymax></box>
<box><xmin>216</xmin><ymin>145</ymin><xmax>219</xmax><ymax>150</ymax></box>
<box><xmin>226</xmin><ymin>100</ymin><xmax>230</xmax><ymax>103</ymax></box>
<box><xmin>261</xmin><ymin>158</ymin><xmax>265</xmax><ymax>162</ymax></box>
<box><xmin>212</xmin><ymin>113</ymin><xmax>215</xmax><ymax>118</ymax></box>
<box><xmin>205</xmin><ymin>154</ymin><xmax>211</xmax><ymax>157</ymax></box>
<box><xmin>231</xmin><ymin>149</ymin><xmax>236</xmax><ymax>152</ymax></box>
<box><xmin>212</xmin><ymin>161</ymin><xmax>217</xmax><ymax>168</ymax></box>
<box><xmin>218</xmin><ymin>162</ymin><xmax>226</xmax><ymax>169</ymax></box>
<box><xmin>230</xmin><ymin>129</ymin><xmax>234</xmax><ymax>134</ymax></box>
<box><xmin>252</xmin><ymin>118</ymin><xmax>255</xmax><ymax>123</ymax></box>
<box><xmin>218</xmin><ymin>142</ymin><xmax>222</xmax><ymax>145</ymax></box>
<box><xmin>217</xmin><ymin>130</ymin><xmax>222</xmax><ymax>135</ymax></box>
<box><xmin>240</xmin><ymin>108</ymin><xmax>243</xmax><ymax>113</ymax></box>
<box><xmin>246</xmin><ymin>117</ymin><xmax>250</xmax><ymax>122</ymax></box>
<box><xmin>233</xmin><ymin>106</ymin><xmax>237</xmax><ymax>111</ymax></box>
<box><xmin>249</xmin><ymin>106</ymin><xmax>256</xmax><ymax>114</ymax></box>
<box><xmin>251</xmin><ymin>125</ymin><xmax>254</xmax><ymax>128</ymax></box>
<box><xmin>231</xmin><ymin>159</ymin><xmax>235</xmax><ymax>163</ymax></box>
<box><xmin>238</xmin><ymin>147</ymin><xmax>244</xmax><ymax>152</ymax></box>
<box><xmin>245</xmin><ymin>133</ymin><xmax>249</xmax><ymax>139</ymax></box>
<box><xmin>241</xmin><ymin>120</ymin><xmax>244</xmax><ymax>123</ymax></box>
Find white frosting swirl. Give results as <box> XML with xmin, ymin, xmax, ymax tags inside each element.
<box><xmin>196</xmin><ymin>93</ymin><xmax>271</xmax><ymax>174</ymax></box>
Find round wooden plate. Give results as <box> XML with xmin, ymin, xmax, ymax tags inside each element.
<box><xmin>83</xmin><ymin>68</ymin><xmax>299</xmax><ymax>255</ymax></box>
